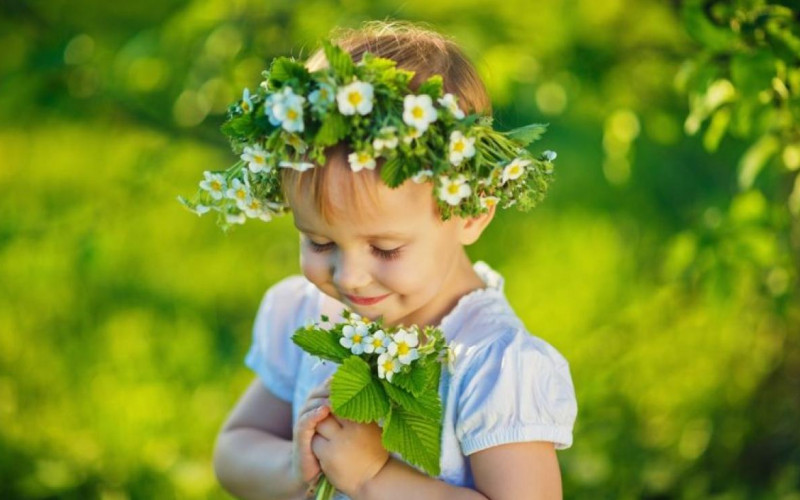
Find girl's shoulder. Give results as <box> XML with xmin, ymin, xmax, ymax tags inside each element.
<box><xmin>255</xmin><ymin>274</ymin><xmax>323</xmax><ymax>332</ymax></box>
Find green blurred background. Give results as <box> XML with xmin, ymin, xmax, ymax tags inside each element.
<box><xmin>2</xmin><ymin>0</ymin><xmax>799</xmax><ymax>498</ymax></box>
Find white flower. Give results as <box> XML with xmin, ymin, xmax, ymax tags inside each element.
<box><xmin>411</xmin><ymin>169</ymin><xmax>433</xmax><ymax>184</ymax></box>
<box><xmin>402</xmin><ymin>126</ymin><xmax>422</xmax><ymax>145</ymax></box>
<box><xmin>501</xmin><ymin>158</ymin><xmax>531</xmax><ymax>185</ymax></box>
<box><xmin>480</xmin><ymin>196</ymin><xmax>500</xmax><ymax>210</ymax></box>
<box><xmin>448</xmin><ymin>130</ymin><xmax>476</xmax><ymax>166</ymax></box>
<box><xmin>348</xmin><ymin>151</ymin><xmax>376</xmax><ymax>172</ymax></box>
<box><xmin>542</xmin><ymin>150</ymin><xmax>557</xmax><ymax>161</ymax></box>
<box><xmin>240</xmin><ymin>144</ymin><xmax>271</xmax><ymax>173</ymax></box>
<box><xmin>377</xmin><ymin>353</ymin><xmax>402</xmax><ymax>382</ymax></box>
<box><xmin>240</xmin><ymin>87</ymin><xmax>254</xmax><ymax>114</ymax></box>
<box><xmin>388</xmin><ymin>328</ymin><xmax>420</xmax><ymax>365</ymax></box>
<box><xmin>226</xmin><ymin>178</ymin><xmax>250</xmax><ymax>209</ymax></box>
<box><xmin>266</xmin><ymin>87</ymin><xmax>306</xmax><ymax>132</ymax></box>
<box><xmin>403</xmin><ymin>94</ymin><xmax>438</xmax><ymax>133</ymax></box>
<box><xmin>225</xmin><ymin>212</ymin><xmax>246</xmax><ymax>225</ymax></box>
<box><xmin>340</xmin><ymin>323</ymin><xmax>371</xmax><ymax>355</ymax></box>
<box><xmin>438</xmin><ymin>93</ymin><xmax>465</xmax><ymax>119</ymax></box>
<box><xmin>438</xmin><ymin>175</ymin><xmax>471</xmax><ymax>206</ymax></box>
<box><xmin>336</xmin><ymin>80</ymin><xmax>374</xmax><ymax>116</ymax></box>
<box><xmin>199</xmin><ymin>171</ymin><xmax>226</xmax><ymax>200</ymax></box>
<box><xmin>279</xmin><ymin>160</ymin><xmax>315</xmax><ymax>172</ymax></box>
<box><xmin>309</xmin><ymin>82</ymin><xmax>335</xmax><ymax>112</ymax></box>
<box><xmin>242</xmin><ymin>196</ymin><xmax>269</xmax><ymax>220</ymax></box>
<box><xmin>192</xmin><ymin>204</ymin><xmax>210</xmax><ymax>216</ymax></box>
<box><xmin>363</xmin><ymin>329</ymin><xmax>390</xmax><ymax>354</ymax></box>
<box><xmin>372</xmin><ymin>126</ymin><xmax>398</xmax><ymax>152</ymax></box>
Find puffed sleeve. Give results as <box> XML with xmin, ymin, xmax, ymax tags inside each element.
<box><xmin>455</xmin><ymin>330</ymin><xmax>578</xmax><ymax>455</ymax></box>
<box><xmin>244</xmin><ymin>275</ymin><xmax>318</xmax><ymax>402</ymax></box>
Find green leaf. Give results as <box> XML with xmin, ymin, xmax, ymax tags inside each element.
<box><xmin>221</xmin><ymin>114</ymin><xmax>256</xmax><ymax>138</ymax></box>
<box><xmin>381</xmin><ymin>381</ymin><xmax>442</xmax><ymax>420</ymax></box>
<box><xmin>507</xmin><ymin>123</ymin><xmax>548</xmax><ymax>147</ymax></box>
<box><xmin>417</xmin><ymin>75</ymin><xmax>444</xmax><ymax>100</ymax></box>
<box><xmin>380</xmin><ymin>156</ymin><xmax>405</xmax><ymax>188</ymax></box>
<box><xmin>382</xmin><ymin>406</ymin><xmax>442</xmax><ymax>476</ymax></box>
<box><xmin>291</xmin><ymin>327</ymin><xmax>349</xmax><ymax>363</ymax></box>
<box><xmin>331</xmin><ymin>357</ymin><xmax>390</xmax><ymax>423</ymax></box>
<box><xmin>315</xmin><ymin>113</ymin><xmax>348</xmax><ymax>146</ymax></box>
<box><xmin>268</xmin><ymin>57</ymin><xmax>310</xmax><ymax>86</ymax></box>
<box><xmin>323</xmin><ymin>41</ymin><xmax>355</xmax><ymax>80</ymax></box>
<box><xmin>391</xmin><ymin>359</ymin><xmax>439</xmax><ymax>397</ymax></box>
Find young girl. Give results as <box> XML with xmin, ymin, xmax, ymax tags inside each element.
<box><xmin>210</xmin><ymin>21</ymin><xmax>577</xmax><ymax>500</ymax></box>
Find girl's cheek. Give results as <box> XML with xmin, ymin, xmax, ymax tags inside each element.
<box><xmin>300</xmin><ymin>249</ymin><xmax>330</xmax><ymax>286</ymax></box>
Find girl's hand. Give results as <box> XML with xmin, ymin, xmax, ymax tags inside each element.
<box><xmin>311</xmin><ymin>416</ymin><xmax>390</xmax><ymax>498</ymax></box>
<box><xmin>291</xmin><ymin>377</ymin><xmax>332</xmax><ymax>487</ymax></box>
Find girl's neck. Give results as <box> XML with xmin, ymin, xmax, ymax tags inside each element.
<box><xmin>403</xmin><ymin>250</ymin><xmax>487</xmax><ymax>329</ymax></box>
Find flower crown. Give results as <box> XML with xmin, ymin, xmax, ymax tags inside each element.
<box><xmin>178</xmin><ymin>41</ymin><xmax>557</xmax><ymax>229</ymax></box>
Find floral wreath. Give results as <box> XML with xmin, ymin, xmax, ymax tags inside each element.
<box><xmin>178</xmin><ymin>41</ymin><xmax>557</xmax><ymax>229</ymax></box>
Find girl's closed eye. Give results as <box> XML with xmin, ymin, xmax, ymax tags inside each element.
<box><xmin>306</xmin><ymin>239</ymin><xmax>403</xmax><ymax>261</ymax></box>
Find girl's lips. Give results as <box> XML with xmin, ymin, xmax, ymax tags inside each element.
<box><xmin>344</xmin><ymin>292</ymin><xmax>391</xmax><ymax>306</ymax></box>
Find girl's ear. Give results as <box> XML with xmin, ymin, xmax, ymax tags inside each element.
<box><xmin>458</xmin><ymin>205</ymin><xmax>497</xmax><ymax>245</ymax></box>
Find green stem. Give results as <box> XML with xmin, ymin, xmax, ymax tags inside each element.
<box><xmin>315</xmin><ymin>475</ymin><xmax>336</xmax><ymax>500</ymax></box>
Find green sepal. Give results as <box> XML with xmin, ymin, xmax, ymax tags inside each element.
<box><xmin>382</xmin><ymin>405</ymin><xmax>442</xmax><ymax>476</ymax></box>
<box><xmin>331</xmin><ymin>356</ymin><xmax>390</xmax><ymax>423</ymax></box>
<box><xmin>381</xmin><ymin>380</ymin><xmax>442</xmax><ymax>420</ymax></box>
<box><xmin>291</xmin><ymin>326</ymin><xmax>350</xmax><ymax>363</ymax></box>
<box><xmin>323</xmin><ymin>41</ymin><xmax>355</xmax><ymax>80</ymax></box>
<box><xmin>417</xmin><ymin>74</ymin><xmax>444</xmax><ymax>100</ymax></box>
<box><xmin>506</xmin><ymin>123</ymin><xmax>548</xmax><ymax>147</ymax></box>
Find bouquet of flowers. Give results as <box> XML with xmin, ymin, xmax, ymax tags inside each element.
<box><xmin>291</xmin><ymin>310</ymin><xmax>450</xmax><ymax>499</ymax></box>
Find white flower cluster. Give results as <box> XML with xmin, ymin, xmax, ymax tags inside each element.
<box><xmin>183</xmin><ymin>45</ymin><xmax>557</xmax><ymax>228</ymax></box>
<box><xmin>337</xmin><ymin>313</ymin><xmax>422</xmax><ymax>383</ymax></box>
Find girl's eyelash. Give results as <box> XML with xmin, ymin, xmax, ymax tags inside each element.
<box><xmin>307</xmin><ymin>240</ymin><xmax>403</xmax><ymax>260</ymax></box>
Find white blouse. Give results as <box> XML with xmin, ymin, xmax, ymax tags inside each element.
<box><xmin>244</xmin><ymin>261</ymin><xmax>578</xmax><ymax>495</ymax></box>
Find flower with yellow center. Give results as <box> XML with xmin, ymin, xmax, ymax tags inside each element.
<box><xmin>403</xmin><ymin>94</ymin><xmax>438</xmax><ymax>133</ymax></box>
<box><xmin>501</xmin><ymin>158</ymin><xmax>531</xmax><ymax>185</ymax></box>
<box><xmin>226</xmin><ymin>178</ymin><xmax>251</xmax><ymax>209</ymax></box>
<box><xmin>438</xmin><ymin>93</ymin><xmax>465</xmax><ymax>119</ymax></box>
<box><xmin>336</xmin><ymin>80</ymin><xmax>374</xmax><ymax>116</ymax></box>
<box><xmin>340</xmin><ymin>324</ymin><xmax>370</xmax><ymax>355</ymax></box>
<box><xmin>480</xmin><ymin>196</ymin><xmax>500</xmax><ymax>210</ymax></box>
<box><xmin>199</xmin><ymin>171</ymin><xmax>226</xmax><ymax>200</ymax></box>
<box><xmin>377</xmin><ymin>353</ymin><xmax>401</xmax><ymax>382</ymax></box>
<box><xmin>240</xmin><ymin>144</ymin><xmax>270</xmax><ymax>173</ymax></box>
<box><xmin>347</xmin><ymin>150</ymin><xmax>376</xmax><ymax>172</ymax></box>
<box><xmin>388</xmin><ymin>328</ymin><xmax>420</xmax><ymax>365</ymax></box>
<box><xmin>438</xmin><ymin>175</ymin><xmax>471</xmax><ymax>206</ymax></box>
<box><xmin>363</xmin><ymin>329</ymin><xmax>389</xmax><ymax>355</ymax></box>
<box><xmin>448</xmin><ymin>130</ymin><xmax>476</xmax><ymax>166</ymax></box>
<box><xmin>240</xmin><ymin>88</ymin><xmax>253</xmax><ymax>114</ymax></box>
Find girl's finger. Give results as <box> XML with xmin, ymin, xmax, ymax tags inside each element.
<box><xmin>314</xmin><ymin>414</ymin><xmax>342</xmax><ymax>439</ymax></box>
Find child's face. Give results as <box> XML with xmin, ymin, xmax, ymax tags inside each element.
<box><xmin>288</xmin><ymin>158</ymin><xmax>474</xmax><ymax>328</ymax></box>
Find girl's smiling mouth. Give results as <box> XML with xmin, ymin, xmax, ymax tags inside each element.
<box><xmin>343</xmin><ymin>292</ymin><xmax>392</xmax><ymax>306</ymax></box>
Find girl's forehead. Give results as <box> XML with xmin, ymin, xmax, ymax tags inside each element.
<box><xmin>289</xmin><ymin>149</ymin><xmax>441</xmax><ymax>231</ymax></box>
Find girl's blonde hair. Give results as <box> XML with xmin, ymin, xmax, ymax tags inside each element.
<box><xmin>282</xmin><ymin>20</ymin><xmax>491</xmax><ymax>222</ymax></box>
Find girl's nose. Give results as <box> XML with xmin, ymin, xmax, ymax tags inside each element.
<box><xmin>331</xmin><ymin>251</ymin><xmax>371</xmax><ymax>293</ymax></box>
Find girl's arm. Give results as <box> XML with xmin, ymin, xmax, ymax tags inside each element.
<box><xmin>314</xmin><ymin>415</ymin><xmax>561</xmax><ymax>500</ymax></box>
<box><xmin>213</xmin><ymin>378</ymin><xmax>329</xmax><ymax>500</ymax></box>
<box><xmin>354</xmin><ymin>441</ymin><xmax>561</xmax><ymax>500</ymax></box>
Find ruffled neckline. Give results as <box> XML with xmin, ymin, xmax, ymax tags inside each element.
<box><xmin>436</xmin><ymin>260</ymin><xmax>506</xmax><ymax>331</ymax></box>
